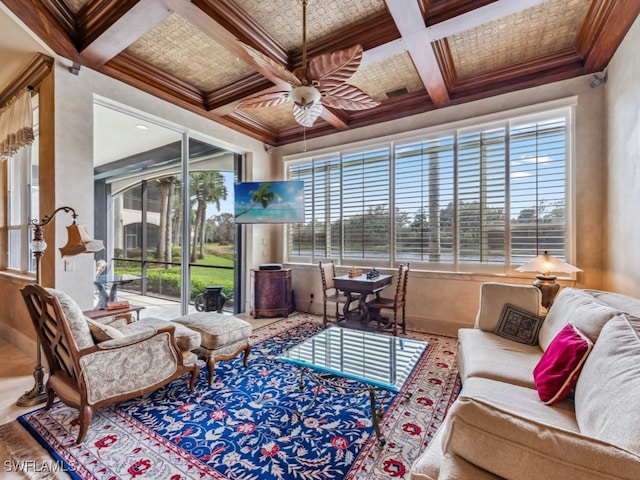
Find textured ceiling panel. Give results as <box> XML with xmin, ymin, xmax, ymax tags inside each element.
<box><xmin>234</xmin><ymin>0</ymin><xmax>386</xmax><ymax>51</ymax></box>
<box><xmin>449</xmin><ymin>0</ymin><xmax>592</xmax><ymax>79</ymax></box>
<box><xmin>238</xmin><ymin>101</ymin><xmax>300</xmax><ymax>130</ymax></box>
<box><xmin>348</xmin><ymin>52</ymin><xmax>424</xmax><ymax>101</ymax></box>
<box><xmin>64</xmin><ymin>0</ymin><xmax>89</xmax><ymax>13</ymax></box>
<box><xmin>125</xmin><ymin>13</ymin><xmax>254</xmax><ymax>91</ymax></box>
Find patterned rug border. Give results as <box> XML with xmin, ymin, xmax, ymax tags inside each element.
<box><xmin>14</xmin><ymin>313</ymin><xmax>460</xmax><ymax>479</ymax></box>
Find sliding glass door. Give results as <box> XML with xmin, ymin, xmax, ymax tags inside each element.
<box><xmin>187</xmin><ymin>137</ymin><xmax>236</xmax><ymax>313</ymax></box>
<box><xmin>94</xmin><ymin>102</ymin><xmax>238</xmax><ymax>315</ymax></box>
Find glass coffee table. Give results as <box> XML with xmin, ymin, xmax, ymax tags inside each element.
<box><xmin>278</xmin><ymin>326</ymin><xmax>427</xmax><ymax>445</ymax></box>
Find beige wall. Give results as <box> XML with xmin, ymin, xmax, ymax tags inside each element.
<box><xmin>603</xmin><ymin>15</ymin><xmax>640</xmax><ymax>295</ymax></box>
<box><xmin>275</xmin><ymin>74</ymin><xmax>609</xmax><ymax>335</ymax></box>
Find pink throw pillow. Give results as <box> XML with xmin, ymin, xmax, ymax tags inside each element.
<box><xmin>533</xmin><ymin>323</ymin><xmax>593</xmax><ymax>405</ymax></box>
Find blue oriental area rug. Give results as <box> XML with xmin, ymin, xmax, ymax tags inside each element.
<box><xmin>18</xmin><ymin>314</ymin><xmax>460</xmax><ymax>480</ymax></box>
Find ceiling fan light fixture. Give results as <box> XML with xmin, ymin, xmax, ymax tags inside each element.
<box><xmin>290</xmin><ymin>84</ymin><xmax>321</xmax><ymax>108</ymax></box>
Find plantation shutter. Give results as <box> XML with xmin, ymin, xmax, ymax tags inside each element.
<box><xmin>286</xmin><ymin>104</ymin><xmax>570</xmax><ymax>270</ymax></box>
<box><xmin>509</xmin><ymin>115</ymin><xmax>567</xmax><ymax>263</ymax></box>
<box><xmin>288</xmin><ymin>162</ymin><xmax>313</xmax><ymax>258</ymax></box>
<box><xmin>457</xmin><ymin>126</ymin><xmax>507</xmax><ymax>265</ymax></box>
<box><xmin>395</xmin><ymin>136</ymin><xmax>454</xmax><ymax>264</ymax></box>
<box><xmin>342</xmin><ymin>148</ymin><xmax>390</xmax><ymax>261</ymax></box>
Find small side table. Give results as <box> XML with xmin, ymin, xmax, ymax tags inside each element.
<box><xmin>84</xmin><ymin>305</ymin><xmax>145</xmax><ymax>323</ymax></box>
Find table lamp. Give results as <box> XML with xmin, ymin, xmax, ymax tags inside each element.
<box><xmin>515</xmin><ymin>251</ymin><xmax>582</xmax><ymax>309</ymax></box>
<box><xmin>17</xmin><ymin>206</ymin><xmax>104</xmax><ymax>407</ymax></box>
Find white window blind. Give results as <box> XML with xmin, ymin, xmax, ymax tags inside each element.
<box><xmin>395</xmin><ymin>136</ymin><xmax>455</xmax><ymax>264</ymax></box>
<box><xmin>342</xmin><ymin>148</ymin><xmax>390</xmax><ymax>261</ymax></box>
<box><xmin>287</xmin><ymin>106</ymin><xmax>570</xmax><ymax>271</ymax></box>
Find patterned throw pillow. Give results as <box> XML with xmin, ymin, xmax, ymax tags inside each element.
<box><xmin>494</xmin><ymin>303</ymin><xmax>545</xmax><ymax>345</ymax></box>
<box><xmin>86</xmin><ymin>317</ymin><xmax>125</xmax><ymax>343</ymax></box>
<box><xmin>534</xmin><ymin>323</ymin><xmax>593</xmax><ymax>405</ymax></box>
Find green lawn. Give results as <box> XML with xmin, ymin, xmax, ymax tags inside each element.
<box><xmin>116</xmin><ymin>243</ymin><xmax>235</xmax><ymax>300</ymax></box>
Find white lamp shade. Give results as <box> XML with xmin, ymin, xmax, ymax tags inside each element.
<box><xmin>516</xmin><ymin>251</ymin><xmax>582</xmax><ymax>275</ymax></box>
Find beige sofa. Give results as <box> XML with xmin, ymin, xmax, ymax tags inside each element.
<box><xmin>410</xmin><ymin>283</ymin><xmax>640</xmax><ymax>479</ymax></box>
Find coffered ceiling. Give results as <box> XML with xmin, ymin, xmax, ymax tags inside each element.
<box><xmin>2</xmin><ymin>0</ymin><xmax>637</xmax><ymax>146</ymax></box>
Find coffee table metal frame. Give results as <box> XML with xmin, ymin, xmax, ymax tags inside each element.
<box><xmin>278</xmin><ymin>326</ymin><xmax>427</xmax><ymax>446</ymax></box>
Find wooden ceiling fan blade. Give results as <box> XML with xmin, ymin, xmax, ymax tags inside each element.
<box><xmin>322</xmin><ymin>84</ymin><xmax>380</xmax><ymax>111</ymax></box>
<box><xmin>239</xmin><ymin>42</ymin><xmax>301</xmax><ymax>87</ymax></box>
<box><xmin>308</xmin><ymin>45</ymin><xmax>363</xmax><ymax>85</ymax></box>
<box><xmin>236</xmin><ymin>92</ymin><xmax>291</xmax><ymax>109</ymax></box>
<box><xmin>293</xmin><ymin>102</ymin><xmax>324</xmax><ymax>127</ymax></box>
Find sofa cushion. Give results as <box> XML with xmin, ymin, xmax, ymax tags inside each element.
<box><xmin>86</xmin><ymin>317</ymin><xmax>125</xmax><ymax>342</ymax></box>
<box><xmin>575</xmin><ymin>314</ymin><xmax>640</xmax><ymax>455</ymax></box>
<box><xmin>475</xmin><ymin>283</ymin><xmax>541</xmax><ymax>331</ymax></box>
<box><xmin>442</xmin><ymin>390</ymin><xmax>640</xmax><ymax>480</ymax></box>
<box><xmin>45</xmin><ymin>288</ymin><xmax>94</xmax><ymax>350</ymax></box>
<box><xmin>457</xmin><ymin>329</ymin><xmax>542</xmax><ymax>388</ymax></box>
<box><xmin>538</xmin><ymin>288</ymin><xmax>621</xmax><ymax>351</ymax></box>
<box><xmin>494</xmin><ymin>303</ymin><xmax>544</xmax><ymax>345</ymax></box>
<box><xmin>583</xmin><ymin>289</ymin><xmax>640</xmax><ymax>318</ymax></box>
<box><xmin>533</xmin><ymin>323</ymin><xmax>593</xmax><ymax>404</ymax></box>
<box><xmin>409</xmin><ymin>421</ymin><xmax>446</xmax><ymax>480</ymax></box>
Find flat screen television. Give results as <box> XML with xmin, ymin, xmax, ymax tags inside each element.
<box><xmin>234</xmin><ymin>181</ymin><xmax>305</xmax><ymax>224</ymax></box>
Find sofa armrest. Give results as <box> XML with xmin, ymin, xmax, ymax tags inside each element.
<box><xmin>78</xmin><ymin>329</ymin><xmax>181</xmax><ymax>405</ymax></box>
<box><xmin>475</xmin><ymin>282</ymin><xmax>542</xmax><ymax>331</ymax></box>
<box><xmin>442</xmin><ymin>396</ymin><xmax>640</xmax><ymax>480</ymax></box>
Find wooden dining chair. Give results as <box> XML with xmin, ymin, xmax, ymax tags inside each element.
<box><xmin>319</xmin><ymin>260</ymin><xmax>353</xmax><ymax>325</ymax></box>
<box><xmin>366</xmin><ymin>263</ymin><xmax>410</xmax><ymax>335</ymax></box>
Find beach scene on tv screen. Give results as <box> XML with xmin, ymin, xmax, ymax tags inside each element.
<box><xmin>234</xmin><ymin>181</ymin><xmax>305</xmax><ymax>223</ymax></box>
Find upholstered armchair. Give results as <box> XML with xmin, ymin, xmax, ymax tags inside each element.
<box><xmin>21</xmin><ymin>284</ymin><xmax>200</xmax><ymax>444</ymax></box>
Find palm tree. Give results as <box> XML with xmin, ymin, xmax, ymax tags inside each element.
<box><xmin>157</xmin><ymin>176</ymin><xmax>176</xmax><ymax>266</ymax></box>
<box><xmin>190</xmin><ymin>171</ymin><xmax>228</xmax><ymax>262</ymax></box>
<box><xmin>235</xmin><ymin>182</ymin><xmax>282</xmax><ymax>219</ymax></box>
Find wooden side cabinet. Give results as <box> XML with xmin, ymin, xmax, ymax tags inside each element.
<box><xmin>251</xmin><ymin>268</ymin><xmax>293</xmax><ymax>318</ymax></box>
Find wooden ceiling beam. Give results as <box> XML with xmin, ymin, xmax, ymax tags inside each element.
<box><xmin>386</xmin><ymin>0</ymin><xmax>450</xmax><ymax>106</ymax></box>
<box><xmin>77</xmin><ymin>0</ymin><xmax>172</xmax><ymax>67</ymax></box>
<box><xmin>452</xmin><ymin>48</ymin><xmax>585</xmax><ymax>93</ymax></box>
<box><xmin>577</xmin><ymin>0</ymin><xmax>640</xmax><ymax>72</ymax></box>
<box><xmin>424</xmin><ymin>0</ymin><xmax>498</xmax><ymax>25</ymax></box>
<box><xmin>1</xmin><ymin>0</ymin><xmax>79</xmax><ymax>61</ymax></box>
<box><xmin>193</xmin><ymin>0</ymin><xmax>288</xmax><ymax>66</ymax></box>
<box><xmin>163</xmin><ymin>0</ymin><xmax>290</xmax><ymax>90</ymax></box>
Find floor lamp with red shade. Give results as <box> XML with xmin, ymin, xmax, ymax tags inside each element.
<box><xmin>16</xmin><ymin>206</ymin><xmax>104</xmax><ymax>407</ymax></box>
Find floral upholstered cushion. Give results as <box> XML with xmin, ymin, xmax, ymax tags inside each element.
<box><xmin>172</xmin><ymin>312</ymin><xmax>252</xmax><ymax>350</ymax></box>
<box><xmin>86</xmin><ymin>317</ymin><xmax>125</xmax><ymax>342</ymax></box>
<box><xmin>45</xmin><ymin>288</ymin><xmax>94</xmax><ymax>350</ymax></box>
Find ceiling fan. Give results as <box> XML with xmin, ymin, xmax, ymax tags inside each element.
<box><xmin>236</xmin><ymin>0</ymin><xmax>380</xmax><ymax>128</ymax></box>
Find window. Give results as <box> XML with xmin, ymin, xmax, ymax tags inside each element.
<box><xmin>7</xmin><ymin>100</ymin><xmax>39</xmax><ymax>273</ymax></box>
<box><xmin>287</xmin><ymin>105</ymin><xmax>572</xmax><ymax>273</ymax></box>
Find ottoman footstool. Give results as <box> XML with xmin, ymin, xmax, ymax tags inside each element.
<box><xmin>173</xmin><ymin>312</ymin><xmax>252</xmax><ymax>386</ymax></box>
